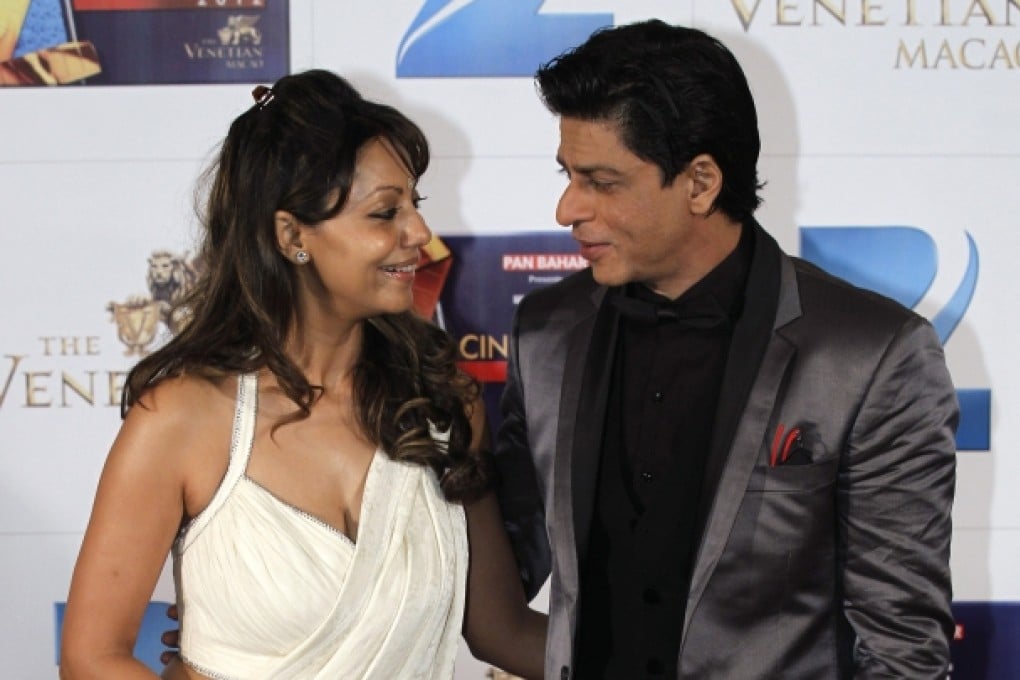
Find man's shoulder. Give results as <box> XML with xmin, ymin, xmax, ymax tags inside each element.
<box><xmin>751</xmin><ymin>220</ymin><xmax>918</xmax><ymax>328</ymax></box>
<box><xmin>788</xmin><ymin>256</ymin><xmax>927</xmax><ymax>334</ymax></box>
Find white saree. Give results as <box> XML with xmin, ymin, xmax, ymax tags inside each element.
<box><xmin>171</xmin><ymin>373</ymin><xmax>468</xmax><ymax>679</ymax></box>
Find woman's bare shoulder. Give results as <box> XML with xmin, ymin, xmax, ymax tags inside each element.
<box><xmin>117</xmin><ymin>373</ymin><xmax>237</xmax><ymax>465</ymax></box>
<box><xmin>128</xmin><ymin>373</ymin><xmax>234</xmax><ymax>426</ymax></box>
<box><xmin>115</xmin><ymin>373</ymin><xmax>239</xmax><ymax>516</ymax></box>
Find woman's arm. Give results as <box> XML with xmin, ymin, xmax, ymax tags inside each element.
<box><xmin>461</xmin><ymin>397</ymin><xmax>547</xmax><ymax>680</ymax></box>
<box><xmin>463</xmin><ymin>493</ymin><xmax>548</xmax><ymax>680</ymax></box>
<box><xmin>60</xmin><ymin>378</ymin><xmax>217</xmax><ymax>679</ymax></box>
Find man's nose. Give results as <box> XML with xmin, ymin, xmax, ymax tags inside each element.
<box><xmin>555</xmin><ymin>181</ymin><xmax>593</xmax><ymax>228</ymax></box>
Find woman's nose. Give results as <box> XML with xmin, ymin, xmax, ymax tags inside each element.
<box><xmin>404</xmin><ymin>209</ymin><xmax>432</xmax><ymax>248</ymax></box>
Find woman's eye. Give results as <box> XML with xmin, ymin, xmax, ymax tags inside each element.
<box><xmin>371</xmin><ymin>208</ymin><xmax>399</xmax><ymax>220</ymax></box>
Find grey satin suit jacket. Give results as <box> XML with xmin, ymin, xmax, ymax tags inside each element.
<box><xmin>494</xmin><ymin>223</ymin><xmax>957</xmax><ymax>679</ymax></box>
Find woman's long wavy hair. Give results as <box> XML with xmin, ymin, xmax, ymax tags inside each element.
<box><xmin>124</xmin><ymin>69</ymin><xmax>490</xmax><ymax>501</ymax></box>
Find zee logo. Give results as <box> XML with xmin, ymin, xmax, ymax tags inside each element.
<box><xmin>396</xmin><ymin>0</ymin><xmax>613</xmax><ymax>77</ymax></box>
<box><xmin>801</xmin><ymin>226</ymin><xmax>989</xmax><ymax>451</ymax></box>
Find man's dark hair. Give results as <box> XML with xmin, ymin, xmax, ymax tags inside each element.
<box><xmin>536</xmin><ymin>20</ymin><xmax>764</xmax><ymax>222</ymax></box>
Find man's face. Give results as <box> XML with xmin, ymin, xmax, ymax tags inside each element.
<box><xmin>555</xmin><ymin>117</ymin><xmax>698</xmax><ymax>299</ymax></box>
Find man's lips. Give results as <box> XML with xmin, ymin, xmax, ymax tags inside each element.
<box><xmin>576</xmin><ymin>240</ymin><xmax>611</xmax><ymax>261</ymax></box>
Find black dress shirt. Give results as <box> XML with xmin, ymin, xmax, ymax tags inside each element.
<box><xmin>576</xmin><ymin>226</ymin><xmax>753</xmax><ymax>679</ymax></box>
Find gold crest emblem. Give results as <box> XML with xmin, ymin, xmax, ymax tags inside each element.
<box><xmin>106</xmin><ymin>300</ymin><xmax>162</xmax><ymax>357</ymax></box>
<box><xmin>107</xmin><ymin>250</ymin><xmax>201</xmax><ymax>356</ymax></box>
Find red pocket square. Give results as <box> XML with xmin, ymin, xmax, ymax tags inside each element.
<box><xmin>770</xmin><ymin>424</ymin><xmax>808</xmax><ymax>467</ymax></box>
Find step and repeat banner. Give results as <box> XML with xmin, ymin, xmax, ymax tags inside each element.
<box><xmin>1</xmin><ymin>1</ymin><xmax>1018</xmax><ymax>677</ymax></box>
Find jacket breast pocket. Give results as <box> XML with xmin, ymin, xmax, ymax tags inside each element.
<box><xmin>749</xmin><ymin>455</ymin><xmax>839</xmax><ymax>493</ymax></box>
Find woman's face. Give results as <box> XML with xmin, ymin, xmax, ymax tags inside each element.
<box><xmin>296</xmin><ymin>137</ymin><xmax>432</xmax><ymax>320</ymax></box>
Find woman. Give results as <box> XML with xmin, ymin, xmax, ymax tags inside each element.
<box><xmin>59</xmin><ymin>70</ymin><xmax>545</xmax><ymax>679</ymax></box>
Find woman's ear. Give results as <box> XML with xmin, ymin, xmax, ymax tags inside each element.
<box><xmin>687</xmin><ymin>154</ymin><xmax>723</xmax><ymax>216</ymax></box>
<box><xmin>274</xmin><ymin>210</ymin><xmax>305</xmax><ymax>261</ymax></box>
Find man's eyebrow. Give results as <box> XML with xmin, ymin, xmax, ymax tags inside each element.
<box><xmin>555</xmin><ymin>156</ymin><xmax>624</xmax><ymax>177</ymax></box>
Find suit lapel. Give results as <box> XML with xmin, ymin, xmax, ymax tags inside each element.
<box><xmin>684</xmin><ymin>224</ymin><xmax>803</xmax><ymax>637</ymax></box>
<box><xmin>544</xmin><ymin>281</ymin><xmax>614</xmax><ymax>603</ymax></box>
<box><xmin>565</xmin><ymin>287</ymin><xmax>619</xmax><ymax>565</ymax></box>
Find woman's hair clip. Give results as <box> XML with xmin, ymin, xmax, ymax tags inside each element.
<box><xmin>252</xmin><ymin>85</ymin><xmax>275</xmax><ymax>109</ymax></box>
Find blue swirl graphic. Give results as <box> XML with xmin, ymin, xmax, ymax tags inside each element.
<box><xmin>396</xmin><ymin>0</ymin><xmax>613</xmax><ymax>77</ymax></box>
<box><xmin>931</xmin><ymin>232</ymin><xmax>979</xmax><ymax>344</ymax></box>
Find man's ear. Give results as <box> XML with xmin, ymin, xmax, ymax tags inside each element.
<box><xmin>274</xmin><ymin>210</ymin><xmax>304</xmax><ymax>259</ymax></box>
<box><xmin>687</xmin><ymin>154</ymin><xmax>723</xmax><ymax>216</ymax></box>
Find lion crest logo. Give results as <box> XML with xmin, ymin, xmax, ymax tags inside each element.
<box><xmin>107</xmin><ymin>250</ymin><xmax>201</xmax><ymax>356</ymax></box>
<box><xmin>218</xmin><ymin>15</ymin><xmax>262</xmax><ymax>46</ymax></box>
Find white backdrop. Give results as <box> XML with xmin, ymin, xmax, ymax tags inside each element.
<box><xmin>1</xmin><ymin>1</ymin><xmax>1017</xmax><ymax>677</ymax></box>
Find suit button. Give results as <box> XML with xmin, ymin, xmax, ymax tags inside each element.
<box><xmin>560</xmin><ymin>666</ymin><xmax>569</xmax><ymax>679</ymax></box>
<box><xmin>642</xmin><ymin>587</ymin><xmax>661</xmax><ymax>604</ymax></box>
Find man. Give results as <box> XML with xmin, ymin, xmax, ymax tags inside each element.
<box><xmin>494</xmin><ymin>19</ymin><xmax>957</xmax><ymax>679</ymax></box>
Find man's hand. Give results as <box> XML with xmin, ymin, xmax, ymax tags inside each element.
<box><xmin>160</xmin><ymin>603</ymin><xmax>180</xmax><ymax>665</ymax></box>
